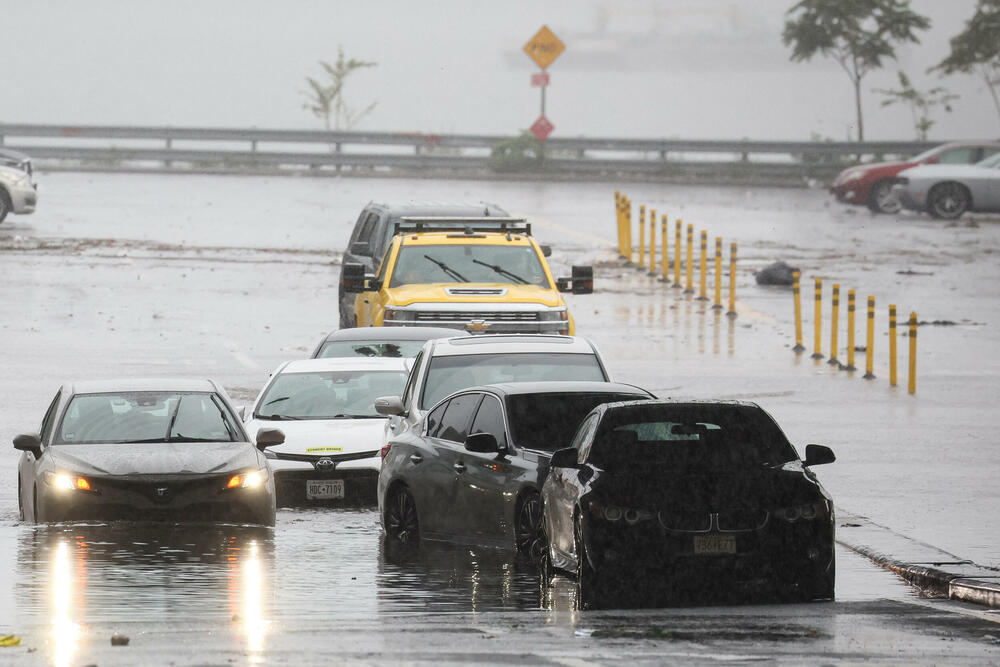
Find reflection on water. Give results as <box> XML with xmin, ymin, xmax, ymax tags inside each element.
<box><xmin>17</xmin><ymin>522</ymin><xmax>273</xmax><ymax>664</ymax></box>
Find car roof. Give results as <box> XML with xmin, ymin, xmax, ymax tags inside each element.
<box><xmin>322</xmin><ymin>326</ymin><xmax>469</xmax><ymax>343</ymax></box>
<box><xmin>398</xmin><ymin>231</ymin><xmax>533</xmax><ymax>246</ymax></box>
<box><xmin>278</xmin><ymin>357</ymin><xmax>410</xmax><ymax>374</ymax></box>
<box><xmin>598</xmin><ymin>398</ymin><xmax>763</xmax><ymax>414</ymax></box>
<box><xmin>366</xmin><ymin>201</ymin><xmax>509</xmax><ymax>219</ymax></box>
<box><xmin>426</xmin><ymin>334</ymin><xmax>598</xmax><ymax>357</ymax></box>
<box><xmin>66</xmin><ymin>378</ymin><xmax>222</xmax><ymax>394</ymax></box>
<box><xmin>472</xmin><ymin>381</ymin><xmax>652</xmax><ymax>397</ymax></box>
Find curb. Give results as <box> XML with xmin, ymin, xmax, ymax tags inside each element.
<box><xmin>836</xmin><ymin>510</ymin><xmax>1000</xmax><ymax>609</ymax></box>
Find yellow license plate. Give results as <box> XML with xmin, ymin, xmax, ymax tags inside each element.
<box><xmin>693</xmin><ymin>534</ymin><xmax>736</xmax><ymax>554</ymax></box>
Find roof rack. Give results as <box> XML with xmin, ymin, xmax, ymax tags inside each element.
<box><xmin>394</xmin><ymin>217</ymin><xmax>531</xmax><ymax>237</ymax></box>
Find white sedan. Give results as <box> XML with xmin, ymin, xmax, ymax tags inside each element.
<box><xmin>245</xmin><ymin>357</ymin><xmax>409</xmax><ymax>506</ymax></box>
<box><xmin>893</xmin><ymin>152</ymin><xmax>1000</xmax><ymax>219</ymax></box>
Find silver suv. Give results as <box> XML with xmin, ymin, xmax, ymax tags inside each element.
<box><xmin>0</xmin><ymin>149</ymin><xmax>38</xmax><ymax>224</ymax></box>
<box><xmin>374</xmin><ymin>334</ymin><xmax>611</xmax><ymax>441</ymax></box>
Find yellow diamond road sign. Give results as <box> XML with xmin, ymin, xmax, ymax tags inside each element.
<box><xmin>523</xmin><ymin>25</ymin><xmax>565</xmax><ymax>70</ymax></box>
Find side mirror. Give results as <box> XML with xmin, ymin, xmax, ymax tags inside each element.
<box><xmin>539</xmin><ymin>244</ymin><xmax>552</xmax><ymax>258</ymax></box>
<box><xmin>374</xmin><ymin>395</ymin><xmax>405</xmax><ymax>417</ymax></box>
<box><xmin>557</xmin><ymin>266</ymin><xmax>594</xmax><ymax>294</ymax></box>
<box><xmin>550</xmin><ymin>447</ymin><xmax>579</xmax><ymax>468</ymax></box>
<box><xmin>13</xmin><ymin>433</ymin><xmax>42</xmax><ymax>458</ymax></box>
<box><xmin>465</xmin><ymin>432</ymin><xmax>502</xmax><ymax>454</ymax></box>
<box><xmin>350</xmin><ymin>241</ymin><xmax>370</xmax><ymax>256</ymax></box>
<box><xmin>804</xmin><ymin>444</ymin><xmax>836</xmax><ymax>467</ymax></box>
<box><xmin>341</xmin><ymin>263</ymin><xmax>367</xmax><ymax>293</ymax></box>
<box><xmin>255</xmin><ymin>427</ymin><xmax>285</xmax><ymax>451</ymax></box>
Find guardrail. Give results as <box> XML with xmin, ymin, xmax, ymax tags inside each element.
<box><xmin>0</xmin><ymin>124</ymin><xmax>937</xmax><ymax>183</ymax></box>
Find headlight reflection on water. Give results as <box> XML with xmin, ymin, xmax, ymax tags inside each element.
<box><xmin>240</xmin><ymin>541</ymin><xmax>268</xmax><ymax>659</ymax></box>
<box><xmin>51</xmin><ymin>540</ymin><xmax>82</xmax><ymax>667</ymax></box>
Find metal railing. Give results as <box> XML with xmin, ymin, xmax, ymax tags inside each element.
<box><xmin>0</xmin><ymin>123</ymin><xmax>936</xmax><ymax>182</ymax></box>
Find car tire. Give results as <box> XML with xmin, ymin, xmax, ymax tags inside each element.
<box><xmin>927</xmin><ymin>182</ymin><xmax>970</xmax><ymax>220</ymax></box>
<box><xmin>514</xmin><ymin>491</ymin><xmax>543</xmax><ymax>561</ymax></box>
<box><xmin>867</xmin><ymin>180</ymin><xmax>902</xmax><ymax>214</ymax></box>
<box><xmin>574</xmin><ymin>515</ymin><xmax>599</xmax><ymax>610</ymax></box>
<box><xmin>384</xmin><ymin>485</ymin><xmax>420</xmax><ymax>552</ymax></box>
<box><xmin>537</xmin><ymin>522</ymin><xmax>553</xmax><ymax>588</ymax></box>
<box><xmin>0</xmin><ymin>190</ymin><xmax>10</xmax><ymax>224</ymax></box>
<box><xmin>17</xmin><ymin>476</ymin><xmax>23</xmax><ymax>522</ymax></box>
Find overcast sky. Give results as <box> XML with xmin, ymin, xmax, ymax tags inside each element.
<box><xmin>4</xmin><ymin>0</ymin><xmax>997</xmax><ymax>141</ymax></box>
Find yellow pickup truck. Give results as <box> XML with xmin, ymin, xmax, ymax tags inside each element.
<box><xmin>341</xmin><ymin>219</ymin><xmax>592</xmax><ymax>335</ymax></box>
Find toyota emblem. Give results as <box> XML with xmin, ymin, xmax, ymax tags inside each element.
<box><xmin>156</xmin><ymin>487</ymin><xmax>169</xmax><ymax>497</ymax></box>
<box><xmin>315</xmin><ymin>457</ymin><xmax>335</xmax><ymax>471</ymax></box>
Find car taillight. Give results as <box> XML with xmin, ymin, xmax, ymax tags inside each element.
<box><xmin>380</xmin><ymin>444</ymin><xmax>392</xmax><ymax>460</ymax></box>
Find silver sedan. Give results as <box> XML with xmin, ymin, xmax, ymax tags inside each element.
<box><xmin>893</xmin><ymin>152</ymin><xmax>1000</xmax><ymax>219</ymax></box>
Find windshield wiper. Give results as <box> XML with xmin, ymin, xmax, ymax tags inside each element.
<box><xmin>255</xmin><ymin>414</ymin><xmax>306</xmax><ymax>421</ymax></box>
<box><xmin>264</xmin><ymin>396</ymin><xmax>291</xmax><ymax>406</ymax></box>
<box><xmin>327</xmin><ymin>413</ymin><xmax>382</xmax><ymax>419</ymax></box>
<box><xmin>423</xmin><ymin>255</ymin><xmax>468</xmax><ymax>282</ymax></box>
<box><xmin>471</xmin><ymin>259</ymin><xmax>529</xmax><ymax>284</ymax></box>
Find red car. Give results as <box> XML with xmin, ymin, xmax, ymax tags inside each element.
<box><xmin>830</xmin><ymin>141</ymin><xmax>1000</xmax><ymax>214</ymax></box>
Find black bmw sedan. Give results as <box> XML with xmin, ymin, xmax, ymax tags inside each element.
<box><xmin>377</xmin><ymin>381</ymin><xmax>653</xmax><ymax>556</ymax></box>
<box><xmin>540</xmin><ymin>400</ymin><xmax>836</xmax><ymax>608</ymax></box>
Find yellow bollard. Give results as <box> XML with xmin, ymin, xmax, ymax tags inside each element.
<box><xmin>845</xmin><ymin>290</ymin><xmax>857</xmax><ymax>371</ymax></box>
<box><xmin>726</xmin><ymin>243</ymin><xmax>738</xmax><ymax>317</ymax></box>
<box><xmin>697</xmin><ymin>230</ymin><xmax>709</xmax><ymax>300</ymax></box>
<box><xmin>684</xmin><ymin>224</ymin><xmax>695</xmax><ymax>293</ymax></box>
<box><xmin>614</xmin><ymin>191</ymin><xmax>623</xmax><ymax>257</ymax></box>
<box><xmin>811</xmin><ymin>278</ymin><xmax>823</xmax><ymax>359</ymax></box>
<box><xmin>623</xmin><ymin>199</ymin><xmax>633</xmax><ymax>265</ymax></box>
<box><xmin>661</xmin><ymin>215</ymin><xmax>670</xmax><ymax>281</ymax></box>
<box><xmin>673</xmin><ymin>219</ymin><xmax>682</xmax><ymax>288</ymax></box>
<box><xmin>863</xmin><ymin>296</ymin><xmax>876</xmax><ymax>379</ymax></box>
<box><xmin>889</xmin><ymin>304</ymin><xmax>897</xmax><ymax>387</ymax></box>
<box><xmin>648</xmin><ymin>208</ymin><xmax>657</xmax><ymax>275</ymax></box>
<box><xmin>828</xmin><ymin>284</ymin><xmax>840</xmax><ymax>365</ymax></box>
<box><xmin>637</xmin><ymin>205</ymin><xmax>646</xmax><ymax>271</ymax></box>
<box><xmin>618</xmin><ymin>193</ymin><xmax>629</xmax><ymax>260</ymax></box>
<box><xmin>792</xmin><ymin>270</ymin><xmax>805</xmax><ymax>352</ymax></box>
<box><xmin>908</xmin><ymin>312</ymin><xmax>917</xmax><ymax>394</ymax></box>
<box><xmin>713</xmin><ymin>237</ymin><xmax>723</xmax><ymax>309</ymax></box>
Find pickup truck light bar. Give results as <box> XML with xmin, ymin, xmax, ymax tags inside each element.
<box><xmin>394</xmin><ymin>217</ymin><xmax>531</xmax><ymax>236</ymax></box>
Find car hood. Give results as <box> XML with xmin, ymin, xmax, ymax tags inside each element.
<box><xmin>835</xmin><ymin>160</ymin><xmax>909</xmax><ymax>182</ymax></box>
<box><xmin>590</xmin><ymin>462</ymin><xmax>827</xmax><ymax>509</ymax></box>
<box><xmin>49</xmin><ymin>442</ymin><xmax>261</xmax><ymax>476</ymax></box>
<box><xmin>384</xmin><ymin>283</ymin><xmax>564</xmax><ymax>307</ymax></box>
<box><xmin>244</xmin><ymin>417</ymin><xmax>386</xmax><ymax>456</ymax></box>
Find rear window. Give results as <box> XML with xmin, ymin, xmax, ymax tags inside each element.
<box><xmin>590</xmin><ymin>404</ymin><xmax>798</xmax><ymax>470</ymax></box>
<box><xmin>506</xmin><ymin>393</ymin><xmax>647</xmax><ymax>452</ymax></box>
<box><xmin>316</xmin><ymin>340</ymin><xmax>425</xmax><ymax>358</ymax></box>
<box><xmin>421</xmin><ymin>353</ymin><xmax>605</xmax><ymax>409</ymax></box>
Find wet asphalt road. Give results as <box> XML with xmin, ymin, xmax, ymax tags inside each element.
<box><xmin>0</xmin><ymin>173</ymin><xmax>998</xmax><ymax>664</ymax></box>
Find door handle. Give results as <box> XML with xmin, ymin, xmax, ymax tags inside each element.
<box><xmin>453</xmin><ymin>462</ymin><xmax>466</xmax><ymax>473</ymax></box>
<box><xmin>409</xmin><ymin>454</ymin><xmax>423</xmax><ymax>464</ymax></box>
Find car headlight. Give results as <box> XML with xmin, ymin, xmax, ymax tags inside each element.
<box><xmin>44</xmin><ymin>471</ymin><xmax>92</xmax><ymax>492</ymax></box>
<box><xmin>225</xmin><ymin>469</ymin><xmax>268</xmax><ymax>490</ymax></box>
<box><xmin>383</xmin><ymin>307</ymin><xmax>416</xmax><ymax>323</ymax></box>
<box><xmin>538</xmin><ymin>307</ymin><xmax>569</xmax><ymax>322</ymax></box>
<box><xmin>587</xmin><ymin>500</ymin><xmax>654</xmax><ymax>524</ymax></box>
<box><xmin>774</xmin><ymin>500</ymin><xmax>829</xmax><ymax>523</ymax></box>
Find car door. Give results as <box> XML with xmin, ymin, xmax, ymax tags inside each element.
<box><xmin>545</xmin><ymin>413</ymin><xmax>599</xmax><ymax>560</ymax></box>
<box><xmin>983</xmin><ymin>160</ymin><xmax>1000</xmax><ymax>210</ymax></box>
<box><xmin>418</xmin><ymin>392</ymin><xmax>482</xmax><ymax>540</ymax></box>
<box><xmin>454</xmin><ymin>393</ymin><xmax>520</xmax><ymax>542</ymax></box>
<box><xmin>358</xmin><ymin>242</ymin><xmax>394</xmax><ymax>326</ymax></box>
<box><xmin>20</xmin><ymin>390</ymin><xmax>61</xmax><ymax>520</ymax></box>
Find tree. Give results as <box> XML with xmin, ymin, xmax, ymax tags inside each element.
<box><xmin>873</xmin><ymin>71</ymin><xmax>958</xmax><ymax>140</ymax></box>
<box><xmin>302</xmin><ymin>47</ymin><xmax>377</xmax><ymax>131</ymax></box>
<box><xmin>782</xmin><ymin>0</ymin><xmax>931</xmax><ymax>141</ymax></box>
<box><xmin>931</xmin><ymin>0</ymin><xmax>1000</xmax><ymax>126</ymax></box>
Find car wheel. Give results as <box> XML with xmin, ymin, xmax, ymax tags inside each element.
<box><xmin>32</xmin><ymin>485</ymin><xmax>40</xmax><ymax>523</ymax></box>
<box><xmin>537</xmin><ymin>522</ymin><xmax>553</xmax><ymax>588</ymax></box>
<box><xmin>0</xmin><ymin>190</ymin><xmax>10</xmax><ymax>224</ymax></box>
<box><xmin>514</xmin><ymin>491</ymin><xmax>543</xmax><ymax>561</ymax></box>
<box><xmin>384</xmin><ymin>485</ymin><xmax>420</xmax><ymax>550</ymax></box>
<box><xmin>17</xmin><ymin>476</ymin><xmax>23</xmax><ymax>522</ymax></box>
<box><xmin>867</xmin><ymin>180</ymin><xmax>902</xmax><ymax>214</ymax></box>
<box><xmin>927</xmin><ymin>182</ymin><xmax>970</xmax><ymax>220</ymax></box>
<box><xmin>574</xmin><ymin>515</ymin><xmax>599</xmax><ymax>610</ymax></box>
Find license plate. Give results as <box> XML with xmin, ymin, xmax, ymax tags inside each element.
<box><xmin>306</xmin><ymin>479</ymin><xmax>344</xmax><ymax>500</ymax></box>
<box><xmin>693</xmin><ymin>534</ymin><xmax>737</xmax><ymax>554</ymax></box>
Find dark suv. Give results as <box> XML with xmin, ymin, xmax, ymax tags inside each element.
<box><xmin>339</xmin><ymin>201</ymin><xmax>510</xmax><ymax>327</ymax></box>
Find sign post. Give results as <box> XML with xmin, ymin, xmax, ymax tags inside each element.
<box><xmin>523</xmin><ymin>25</ymin><xmax>565</xmax><ymax>148</ymax></box>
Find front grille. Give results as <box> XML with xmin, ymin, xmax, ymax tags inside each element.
<box><xmin>658</xmin><ymin>511</ymin><xmax>711</xmax><ymax>532</ymax></box>
<box><xmin>445</xmin><ymin>288</ymin><xmax>507</xmax><ymax>296</ymax></box>
<box><xmin>97</xmin><ymin>475</ymin><xmax>226</xmax><ymax>504</ymax></box>
<box><xmin>413</xmin><ymin>311</ymin><xmax>540</xmax><ymax>322</ymax></box>
<box><xmin>718</xmin><ymin>508</ymin><xmax>768</xmax><ymax>531</ymax></box>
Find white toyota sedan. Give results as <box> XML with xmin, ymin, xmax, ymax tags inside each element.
<box><xmin>245</xmin><ymin>357</ymin><xmax>410</xmax><ymax>506</ymax></box>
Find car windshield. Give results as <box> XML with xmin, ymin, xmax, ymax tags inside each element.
<box><xmin>256</xmin><ymin>370</ymin><xmax>407</xmax><ymax>420</ymax></box>
<box><xmin>589</xmin><ymin>404</ymin><xmax>799</xmax><ymax>471</ymax></box>
<box><xmin>507</xmin><ymin>392</ymin><xmax>648</xmax><ymax>452</ymax></box>
<box><xmin>56</xmin><ymin>392</ymin><xmax>241</xmax><ymax>444</ymax></box>
<box><xmin>421</xmin><ymin>353</ymin><xmax>606</xmax><ymax>409</ymax></box>
<box><xmin>975</xmin><ymin>153</ymin><xmax>1000</xmax><ymax>169</ymax></box>
<box><xmin>317</xmin><ymin>340</ymin><xmax>425</xmax><ymax>358</ymax></box>
<box><xmin>389</xmin><ymin>244</ymin><xmax>549</xmax><ymax>287</ymax></box>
